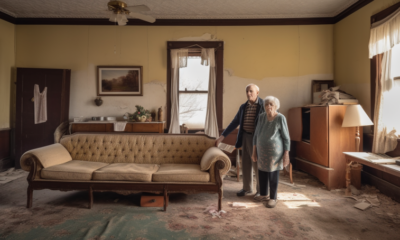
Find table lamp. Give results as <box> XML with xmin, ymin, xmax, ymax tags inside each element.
<box><xmin>342</xmin><ymin>105</ymin><xmax>374</xmax><ymax>152</ymax></box>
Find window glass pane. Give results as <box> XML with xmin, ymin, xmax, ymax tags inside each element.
<box><xmin>391</xmin><ymin>44</ymin><xmax>400</xmax><ymax>78</ymax></box>
<box><xmin>381</xmin><ymin>80</ymin><xmax>400</xmax><ymax>134</ymax></box>
<box><xmin>179</xmin><ymin>93</ymin><xmax>208</xmax><ymax>128</ymax></box>
<box><xmin>179</xmin><ymin>57</ymin><xmax>210</xmax><ymax>91</ymax></box>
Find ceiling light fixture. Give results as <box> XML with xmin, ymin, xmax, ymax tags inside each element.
<box><xmin>107</xmin><ymin>1</ymin><xmax>156</xmax><ymax>26</ymax></box>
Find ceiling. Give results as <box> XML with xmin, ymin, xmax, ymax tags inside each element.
<box><xmin>0</xmin><ymin>0</ymin><xmax>360</xmax><ymax>20</ymax></box>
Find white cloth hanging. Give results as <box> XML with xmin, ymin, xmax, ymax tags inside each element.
<box><xmin>201</xmin><ymin>48</ymin><xmax>219</xmax><ymax>138</ymax></box>
<box><xmin>169</xmin><ymin>49</ymin><xmax>189</xmax><ymax>134</ymax></box>
<box><xmin>372</xmin><ymin>50</ymin><xmax>399</xmax><ymax>153</ymax></box>
<box><xmin>34</xmin><ymin>84</ymin><xmax>47</xmax><ymax>124</ymax></box>
<box><xmin>113</xmin><ymin>121</ymin><xmax>127</xmax><ymax>131</ymax></box>
<box><xmin>369</xmin><ymin>7</ymin><xmax>400</xmax><ymax>58</ymax></box>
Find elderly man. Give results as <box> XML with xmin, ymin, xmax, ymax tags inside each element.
<box><xmin>215</xmin><ymin>84</ymin><xmax>264</xmax><ymax>197</ymax></box>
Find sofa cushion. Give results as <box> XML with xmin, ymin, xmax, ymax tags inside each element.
<box><xmin>41</xmin><ymin>160</ymin><xmax>109</xmax><ymax>180</ymax></box>
<box><xmin>92</xmin><ymin>163</ymin><xmax>160</xmax><ymax>182</ymax></box>
<box><xmin>152</xmin><ymin>164</ymin><xmax>210</xmax><ymax>182</ymax></box>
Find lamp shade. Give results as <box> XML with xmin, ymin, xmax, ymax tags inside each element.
<box><xmin>342</xmin><ymin>105</ymin><xmax>373</xmax><ymax>127</ymax></box>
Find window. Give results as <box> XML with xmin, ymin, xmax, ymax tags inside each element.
<box><xmin>167</xmin><ymin>41</ymin><xmax>224</xmax><ymax>132</ymax></box>
<box><xmin>179</xmin><ymin>56</ymin><xmax>210</xmax><ymax>129</ymax></box>
<box><xmin>383</xmin><ymin>44</ymin><xmax>400</xmax><ymax>135</ymax></box>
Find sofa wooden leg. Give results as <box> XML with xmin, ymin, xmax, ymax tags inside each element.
<box><xmin>163</xmin><ymin>186</ymin><xmax>168</xmax><ymax>211</ymax></box>
<box><xmin>88</xmin><ymin>187</ymin><xmax>93</xmax><ymax>209</ymax></box>
<box><xmin>27</xmin><ymin>186</ymin><xmax>33</xmax><ymax>208</ymax></box>
<box><xmin>218</xmin><ymin>190</ymin><xmax>222</xmax><ymax>211</ymax></box>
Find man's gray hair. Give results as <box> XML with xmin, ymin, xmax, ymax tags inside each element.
<box><xmin>245</xmin><ymin>83</ymin><xmax>259</xmax><ymax>92</ymax></box>
<box><xmin>264</xmin><ymin>96</ymin><xmax>280</xmax><ymax>110</ymax></box>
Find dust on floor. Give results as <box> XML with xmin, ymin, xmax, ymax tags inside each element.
<box><xmin>0</xmin><ymin>170</ymin><xmax>399</xmax><ymax>240</ymax></box>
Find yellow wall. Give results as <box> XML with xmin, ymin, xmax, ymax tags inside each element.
<box><xmin>0</xmin><ymin>19</ymin><xmax>15</xmax><ymax>129</ymax></box>
<box><xmin>334</xmin><ymin>0</ymin><xmax>400</xmax><ymax>122</ymax></box>
<box><xmin>15</xmin><ymin>24</ymin><xmax>333</xmax><ymax>128</ymax></box>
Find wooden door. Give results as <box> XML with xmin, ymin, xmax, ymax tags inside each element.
<box><xmin>309</xmin><ymin>107</ymin><xmax>329</xmax><ymax>167</ymax></box>
<box><xmin>15</xmin><ymin>68</ymin><xmax>70</xmax><ymax>168</ymax></box>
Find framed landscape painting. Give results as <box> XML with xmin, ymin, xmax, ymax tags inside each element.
<box><xmin>97</xmin><ymin>66</ymin><xmax>143</xmax><ymax>96</ymax></box>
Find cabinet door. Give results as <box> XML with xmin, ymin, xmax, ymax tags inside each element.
<box><xmin>309</xmin><ymin>107</ymin><xmax>329</xmax><ymax>167</ymax></box>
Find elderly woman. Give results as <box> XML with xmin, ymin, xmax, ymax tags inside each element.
<box><xmin>252</xmin><ymin>96</ymin><xmax>290</xmax><ymax>208</ymax></box>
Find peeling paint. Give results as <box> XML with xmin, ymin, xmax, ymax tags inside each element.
<box><xmin>177</xmin><ymin>33</ymin><xmax>218</xmax><ymax>41</ymax></box>
<box><xmin>145</xmin><ymin>80</ymin><xmax>167</xmax><ymax>93</ymax></box>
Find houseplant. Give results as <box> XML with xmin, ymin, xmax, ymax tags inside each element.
<box><xmin>130</xmin><ymin>105</ymin><xmax>151</xmax><ymax>122</ymax></box>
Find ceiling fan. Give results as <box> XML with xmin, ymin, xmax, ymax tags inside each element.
<box><xmin>107</xmin><ymin>1</ymin><xmax>156</xmax><ymax>26</ymax></box>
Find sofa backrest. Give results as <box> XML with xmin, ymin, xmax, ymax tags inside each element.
<box><xmin>60</xmin><ymin>133</ymin><xmax>216</xmax><ymax>165</ymax></box>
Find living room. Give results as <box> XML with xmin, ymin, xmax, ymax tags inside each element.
<box><xmin>1</xmin><ymin>0</ymin><xmax>400</xmax><ymax>239</ymax></box>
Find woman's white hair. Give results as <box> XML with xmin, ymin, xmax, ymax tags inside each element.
<box><xmin>264</xmin><ymin>96</ymin><xmax>280</xmax><ymax>110</ymax></box>
<box><xmin>245</xmin><ymin>83</ymin><xmax>259</xmax><ymax>92</ymax></box>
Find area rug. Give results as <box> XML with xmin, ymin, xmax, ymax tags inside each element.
<box><xmin>1</xmin><ymin>171</ymin><xmax>400</xmax><ymax>240</ymax></box>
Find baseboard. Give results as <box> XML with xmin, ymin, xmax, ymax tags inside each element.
<box><xmin>362</xmin><ymin>171</ymin><xmax>400</xmax><ymax>203</ymax></box>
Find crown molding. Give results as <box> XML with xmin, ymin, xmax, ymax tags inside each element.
<box><xmin>333</xmin><ymin>0</ymin><xmax>373</xmax><ymax>23</ymax></box>
<box><xmin>0</xmin><ymin>10</ymin><xmax>15</xmax><ymax>24</ymax></box>
<box><xmin>0</xmin><ymin>0</ymin><xmax>373</xmax><ymax>26</ymax></box>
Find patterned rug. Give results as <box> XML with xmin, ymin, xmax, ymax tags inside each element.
<box><xmin>1</xmin><ymin>171</ymin><xmax>399</xmax><ymax>240</ymax></box>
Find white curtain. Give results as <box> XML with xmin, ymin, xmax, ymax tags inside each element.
<box><xmin>372</xmin><ymin>50</ymin><xmax>399</xmax><ymax>153</ymax></box>
<box><xmin>169</xmin><ymin>49</ymin><xmax>188</xmax><ymax>134</ymax></box>
<box><xmin>201</xmin><ymin>48</ymin><xmax>219</xmax><ymax>138</ymax></box>
<box><xmin>369</xmin><ymin>7</ymin><xmax>400</xmax><ymax>58</ymax></box>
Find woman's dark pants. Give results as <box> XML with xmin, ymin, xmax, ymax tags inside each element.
<box><xmin>258</xmin><ymin>170</ymin><xmax>280</xmax><ymax>200</ymax></box>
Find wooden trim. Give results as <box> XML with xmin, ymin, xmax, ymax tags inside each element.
<box><xmin>166</xmin><ymin>41</ymin><xmax>223</xmax><ymax>132</ymax></box>
<box><xmin>179</xmin><ymin>91</ymin><xmax>208</xmax><ymax>94</ymax></box>
<box><xmin>0</xmin><ymin>11</ymin><xmax>16</xmax><ymax>24</ymax></box>
<box><xmin>1</xmin><ymin>2</ymin><xmax>372</xmax><ymax>26</ymax></box>
<box><xmin>371</xmin><ymin>1</ymin><xmax>400</xmax><ymax>24</ymax></box>
<box><xmin>333</xmin><ymin>0</ymin><xmax>374</xmax><ymax>23</ymax></box>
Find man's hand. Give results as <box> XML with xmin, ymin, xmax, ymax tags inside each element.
<box><xmin>215</xmin><ymin>135</ymin><xmax>225</xmax><ymax>147</ymax></box>
<box><xmin>282</xmin><ymin>151</ymin><xmax>290</xmax><ymax>167</ymax></box>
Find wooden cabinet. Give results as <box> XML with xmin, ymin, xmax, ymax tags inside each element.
<box><xmin>70</xmin><ymin>122</ymin><xmax>165</xmax><ymax>134</ymax></box>
<box><xmin>15</xmin><ymin>68</ymin><xmax>70</xmax><ymax>168</ymax></box>
<box><xmin>288</xmin><ymin>105</ymin><xmax>361</xmax><ymax>190</ymax></box>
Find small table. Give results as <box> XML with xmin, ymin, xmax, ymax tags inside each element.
<box><xmin>70</xmin><ymin>121</ymin><xmax>165</xmax><ymax>134</ymax></box>
<box><xmin>343</xmin><ymin>152</ymin><xmax>400</xmax><ymax>195</ymax></box>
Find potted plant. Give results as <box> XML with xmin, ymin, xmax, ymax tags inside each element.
<box><xmin>130</xmin><ymin>105</ymin><xmax>151</xmax><ymax>122</ymax></box>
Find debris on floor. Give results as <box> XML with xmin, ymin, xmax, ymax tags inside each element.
<box><xmin>354</xmin><ymin>201</ymin><xmax>372</xmax><ymax>211</ymax></box>
<box><xmin>230</xmin><ymin>202</ymin><xmax>248</xmax><ymax>208</ymax></box>
<box><xmin>203</xmin><ymin>204</ymin><xmax>226</xmax><ymax>218</ymax></box>
<box><xmin>0</xmin><ymin>168</ymin><xmax>26</xmax><ymax>184</ymax></box>
<box><xmin>279</xmin><ymin>180</ymin><xmax>306</xmax><ymax>188</ymax></box>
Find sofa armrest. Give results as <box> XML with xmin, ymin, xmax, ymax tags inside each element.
<box><xmin>200</xmin><ymin>147</ymin><xmax>231</xmax><ymax>176</ymax></box>
<box><xmin>20</xmin><ymin>143</ymin><xmax>72</xmax><ymax>171</ymax></box>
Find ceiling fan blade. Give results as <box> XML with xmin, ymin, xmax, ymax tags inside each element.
<box><xmin>129</xmin><ymin>12</ymin><xmax>156</xmax><ymax>23</ymax></box>
<box><xmin>125</xmin><ymin>5</ymin><xmax>150</xmax><ymax>12</ymax></box>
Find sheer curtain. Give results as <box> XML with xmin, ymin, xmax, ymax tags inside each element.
<box><xmin>201</xmin><ymin>48</ymin><xmax>219</xmax><ymax>138</ymax></box>
<box><xmin>369</xmin><ymin>8</ymin><xmax>400</xmax><ymax>153</ymax></box>
<box><xmin>169</xmin><ymin>49</ymin><xmax>188</xmax><ymax>134</ymax></box>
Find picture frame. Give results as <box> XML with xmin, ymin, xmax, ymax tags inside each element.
<box><xmin>311</xmin><ymin>80</ymin><xmax>334</xmax><ymax>104</ymax></box>
<box><xmin>97</xmin><ymin>66</ymin><xmax>143</xmax><ymax>96</ymax></box>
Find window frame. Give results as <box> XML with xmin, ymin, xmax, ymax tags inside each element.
<box><xmin>370</xmin><ymin>2</ymin><xmax>400</xmax><ymax>121</ymax></box>
<box><xmin>166</xmin><ymin>41</ymin><xmax>224</xmax><ymax>132</ymax></box>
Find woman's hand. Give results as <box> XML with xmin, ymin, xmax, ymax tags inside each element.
<box><xmin>252</xmin><ymin>146</ymin><xmax>257</xmax><ymax>162</ymax></box>
<box><xmin>252</xmin><ymin>151</ymin><xmax>257</xmax><ymax>162</ymax></box>
<box><xmin>282</xmin><ymin>151</ymin><xmax>290</xmax><ymax>167</ymax></box>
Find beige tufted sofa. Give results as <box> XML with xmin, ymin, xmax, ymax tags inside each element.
<box><xmin>20</xmin><ymin>133</ymin><xmax>231</xmax><ymax>211</ymax></box>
